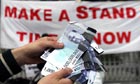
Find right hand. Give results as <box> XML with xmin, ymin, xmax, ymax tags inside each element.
<box><xmin>38</xmin><ymin>68</ymin><xmax>73</xmax><ymax>84</ymax></box>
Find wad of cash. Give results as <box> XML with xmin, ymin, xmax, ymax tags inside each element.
<box><xmin>40</xmin><ymin>21</ymin><xmax>106</xmax><ymax>84</ymax></box>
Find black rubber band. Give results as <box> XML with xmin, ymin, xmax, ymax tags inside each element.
<box><xmin>87</xmin><ymin>27</ymin><xmax>97</xmax><ymax>33</ymax></box>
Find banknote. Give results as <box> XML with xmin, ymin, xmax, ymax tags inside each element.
<box><xmin>45</xmin><ymin>22</ymin><xmax>89</xmax><ymax>68</ymax></box>
<box><xmin>41</xmin><ymin>61</ymin><xmax>60</xmax><ymax>76</ymax></box>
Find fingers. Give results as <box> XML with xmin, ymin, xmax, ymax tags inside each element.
<box><xmin>43</xmin><ymin>37</ymin><xmax>64</xmax><ymax>49</ymax></box>
<box><xmin>50</xmin><ymin>68</ymin><xmax>72</xmax><ymax>79</ymax></box>
<box><xmin>37</xmin><ymin>68</ymin><xmax>73</xmax><ymax>84</ymax></box>
<box><xmin>46</xmin><ymin>36</ymin><xmax>58</xmax><ymax>41</ymax></box>
<box><xmin>59</xmin><ymin>78</ymin><xmax>73</xmax><ymax>84</ymax></box>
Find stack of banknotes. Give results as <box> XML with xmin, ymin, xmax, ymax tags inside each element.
<box><xmin>40</xmin><ymin>21</ymin><xmax>106</xmax><ymax>84</ymax></box>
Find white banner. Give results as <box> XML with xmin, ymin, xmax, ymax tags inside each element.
<box><xmin>1</xmin><ymin>1</ymin><xmax>140</xmax><ymax>54</ymax></box>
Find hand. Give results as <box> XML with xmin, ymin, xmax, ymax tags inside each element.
<box><xmin>38</xmin><ymin>68</ymin><xmax>73</xmax><ymax>84</ymax></box>
<box><xmin>11</xmin><ymin>37</ymin><xmax>64</xmax><ymax>65</ymax></box>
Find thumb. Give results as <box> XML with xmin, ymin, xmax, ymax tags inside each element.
<box><xmin>51</xmin><ymin>68</ymin><xmax>72</xmax><ymax>79</ymax></box>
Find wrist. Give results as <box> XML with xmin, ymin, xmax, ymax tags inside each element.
<box><xmin>11</xmin><ymin>47</ymin><xmax>26</xmax><ymax>66</ymax></box>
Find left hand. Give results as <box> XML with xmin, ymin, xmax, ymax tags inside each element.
<box><xmin>11</xmin><ymin>37</ymin><xmax>64</xmax><ymax>65</ymax></box>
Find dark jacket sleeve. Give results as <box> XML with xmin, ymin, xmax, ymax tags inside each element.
<box><xmin>0</xmin><ymin>50</ymin><xmax>22</xmax><ymax>82</ymax></box>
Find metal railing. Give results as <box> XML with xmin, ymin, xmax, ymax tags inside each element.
<box><xmin>101</xmin><ymin>51</ymin><xmax>140</xmax><ymax>84</ymax></box>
